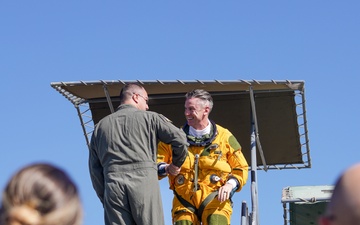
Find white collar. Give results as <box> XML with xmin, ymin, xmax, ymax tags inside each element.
<box><xmin>189</xmin><ymin>120</ymin><xmax>211</xmax><ymax>137</ymax></box>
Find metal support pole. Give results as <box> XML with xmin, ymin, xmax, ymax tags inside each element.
<box><xmin>103</xmin><ymin>84</ymin><xmax>115</xmax><ymax>113</ymax></box>
<box><xmin>250</xmin><ymin>118</ymin><xmax>259</xmax><ymax>225</ymax></box>
<box><xmin>241</xmin><ymin>201</ymin><xmax>249</xmax><ymax>225</ymax></box>
<box><xmin>249</xmin><ymin>87</ymin><xmax>260</xmax><ymax>225</ymax></box>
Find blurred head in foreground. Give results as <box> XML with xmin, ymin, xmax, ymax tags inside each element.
<box><xmin>319</xmin><ymin>163</ymin><xmax>360</xmax><ymax>225</ymax></box>
<box><xmin>0</xmin><ymin>163</ymin><xmax>83</xmax><ymax>225</ymax></box>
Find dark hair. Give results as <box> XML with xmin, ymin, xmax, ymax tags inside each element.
<box><xmin>185</xmin><ymin>89</ymin><xmax>214</xmax><ymax>111</ymax></box>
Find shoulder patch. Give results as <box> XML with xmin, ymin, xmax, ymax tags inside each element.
<box><xmin>158</xmin><ymin>114</ymin><xmax>173</xmax><ymax>123</ymax></box>
<box><xmin>229</xmin><ymin>135</ymin><xmax>241</xmax><ymax>150</ymax></box>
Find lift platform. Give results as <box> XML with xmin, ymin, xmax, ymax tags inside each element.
<box><xmin>51</xmin><ymin>80</ymin><xmax>311</xmax><ymax>225</ymax></box>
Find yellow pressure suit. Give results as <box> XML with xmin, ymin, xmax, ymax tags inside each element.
<box><xmin>157</xmin><ymin>122</ymin><xmax>248</xmax><ymax>225</ymax></box>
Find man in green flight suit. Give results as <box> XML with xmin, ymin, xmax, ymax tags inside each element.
<box><xmin>89</xmin><ymin>83</ymin><xmax>188</xmax><ymax>225</ymax></box>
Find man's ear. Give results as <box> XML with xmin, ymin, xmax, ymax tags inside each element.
<box><xmin>132</xmin><ymin>94</ymin><xmax>139</xmax><ymax>103</ymax></box>
<box><xmin>204</xmin><ymin>106</ymin><xmax>210</xmax><ymax>115</ymax></box>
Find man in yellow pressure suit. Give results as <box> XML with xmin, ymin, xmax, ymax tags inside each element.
<box><xmin>157</xmin><ymin>89</ymin><xmax>249</xmax><ymax>225</ymax></box>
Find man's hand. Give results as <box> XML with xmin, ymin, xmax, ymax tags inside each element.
<box><xmin>165</xmin><ymin>163</ymin><xmax>181</xmax><ymax>176</ymax></box>
<box><xmin>217</xmin><ymin>182</ymin><xmax>233</xmax><ymax>202</ymax></box>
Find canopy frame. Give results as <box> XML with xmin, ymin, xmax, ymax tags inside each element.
<box><xmin>51</xmin><ymin>79</ymin><xmax>310</xmax><ymax>171</ymax></box>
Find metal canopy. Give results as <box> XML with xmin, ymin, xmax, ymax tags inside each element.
<box><xmin>51</xmin><ymin>79</ymin><xmax>310</xmax><ymax>170</ymax></box>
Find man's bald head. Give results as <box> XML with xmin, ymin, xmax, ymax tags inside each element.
<box><xmin>119</xmin><ymin>83</ymin><xmax>145</xmax><ymax>103</ymax></box>
<box><xmin>320</xmin><ymin>163</ymin><xmax>360</xmax><ymax>225</ymax></box>
<box><xmin>118</xmin><ymin>83</ymin><xmax>149</xmax><ymax>111</ymax></box>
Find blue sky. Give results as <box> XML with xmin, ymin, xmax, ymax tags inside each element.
<box><xmin>1</xmin><ymin>1</ymin><xmax>359</xmax><ymax>225</ymax></box>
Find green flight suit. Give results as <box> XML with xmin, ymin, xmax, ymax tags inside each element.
<box><xmin>89</xmin><ymin>104</ymin><xmax>188</xmax><ymax>225</ymax></box>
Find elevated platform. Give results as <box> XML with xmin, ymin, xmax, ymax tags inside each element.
<box><xmin>51</xmin><ymin>79</ymin><xmax>312</xmax><ymax>225</ymax></box>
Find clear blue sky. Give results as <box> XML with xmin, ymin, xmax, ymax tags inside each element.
<box><xmin>1</xmin><ymin>1</ymin><xmax>359</xmax><ymax>225</ymax></box>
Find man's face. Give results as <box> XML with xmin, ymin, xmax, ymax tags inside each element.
<box><xmin>184</xmin><ymin>97</ymin><xmax>209</xmax><ymax>129</ymax></box>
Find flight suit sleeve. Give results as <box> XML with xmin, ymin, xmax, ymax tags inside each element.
<box><xmin>88</xmin><ymin>132</ymin><xmax>105</xmax><ymax>204</ymax></box>
<box><xmin>226</xmin><ymin>134</ymin><xmax>249</xmax><ymax>191</ymax></box>
<box><xmin>156</xmin><ymin>114</ymin><xmax>188</xmax><ymax>168</ymax></box>
<box><xmin>157</xmin><ymin>141</ymin><xmax>173</xmax><ymax>179</ymax></box>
